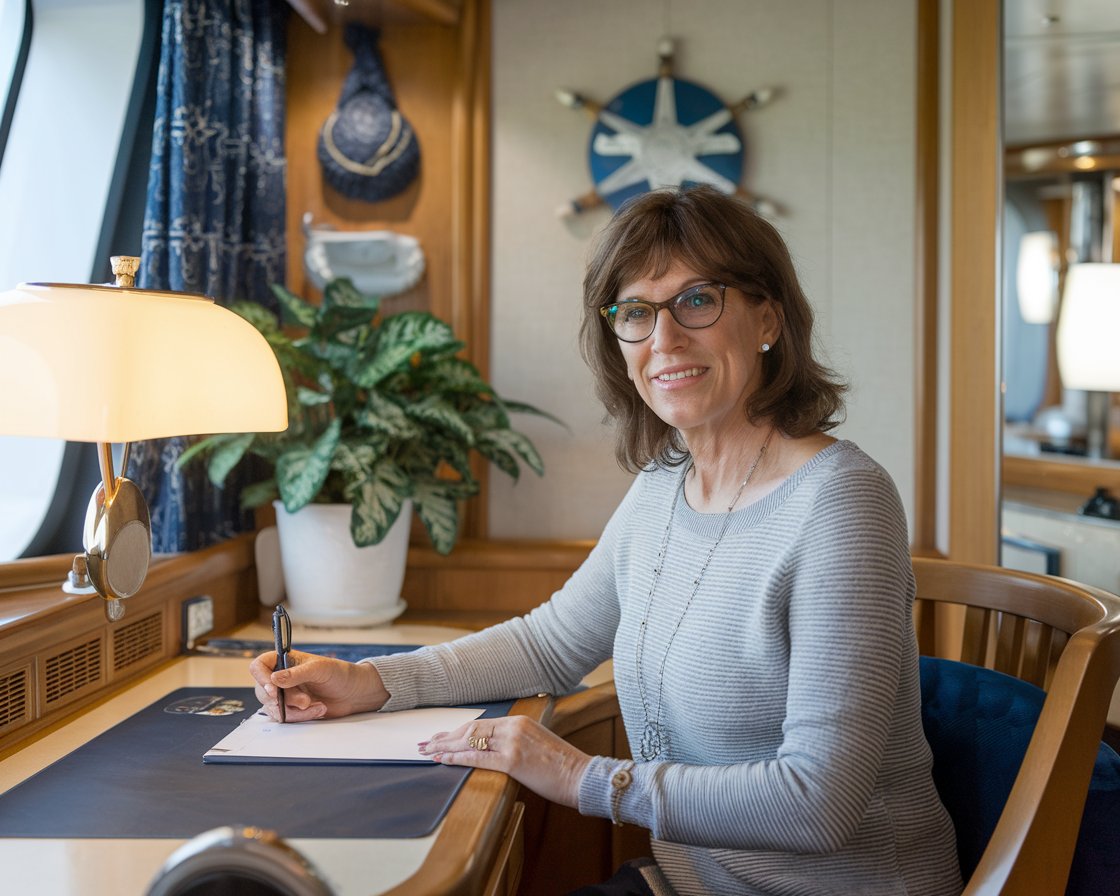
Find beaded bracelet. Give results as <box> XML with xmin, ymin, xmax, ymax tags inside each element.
<box><xmin>609</xmin><ymin>759</ymin><xmax>636</xmax><ymax>827</ymax></box>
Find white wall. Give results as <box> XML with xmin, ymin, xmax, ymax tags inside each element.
<box><xmin>488</xmin><ymin>0</ymin><xmax>918</xmax><ymax>539</ymax></box>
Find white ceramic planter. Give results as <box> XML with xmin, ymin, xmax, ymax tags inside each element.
<box><xmin>272</xmin><ymin>499</ymin><xmax>411</xmax><ymax>627</ymax></box>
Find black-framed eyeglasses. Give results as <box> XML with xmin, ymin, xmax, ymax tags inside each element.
<box><xmin>599</xmin><ymin>282</ymin><xmax>727</xmax><ymax>343</ymax></box>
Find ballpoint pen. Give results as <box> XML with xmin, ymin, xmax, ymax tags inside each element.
<box><xmin>272</xmin><ymin>604</ymin><xmax>291</xmax><ymax>723</ymax></box>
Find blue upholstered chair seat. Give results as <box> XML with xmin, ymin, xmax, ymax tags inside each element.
<box><xmin>919</xmin><ymin>656</ymin><xmax>1120</xmax><ymax>894</ymax></box>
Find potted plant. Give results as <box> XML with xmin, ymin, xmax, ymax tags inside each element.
<box><xmin>181</xmin><ymin>278</ymin><xmax>557</xmax><ymax>625</ymax></box>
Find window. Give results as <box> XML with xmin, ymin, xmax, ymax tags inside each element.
<box><xmin>0</xmin><ymin>0</ymin><xmax>145</xmax><ymax>560</ymax></box>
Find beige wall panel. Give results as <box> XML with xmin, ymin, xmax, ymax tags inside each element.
<box><xmin>488</xmin><ymin>0</ymin><xmax>919</xmax><ymax>539</ymax></box>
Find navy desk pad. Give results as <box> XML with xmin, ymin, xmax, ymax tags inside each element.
<box><xmin>0</xmin><ymin>643</ymin><xmax>512</xmax><ymax>840</ymax></box>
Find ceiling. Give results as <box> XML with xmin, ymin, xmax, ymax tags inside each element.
<box><xmin>1004</xmin><ymin>0</ymin><xmax>1120</xmax><ymax>146</ymax></box>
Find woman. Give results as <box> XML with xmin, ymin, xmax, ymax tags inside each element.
<box><xmin>251</xmin><ymin>185</ymin><xmax>962</xmax><ymax>896</ymax></box>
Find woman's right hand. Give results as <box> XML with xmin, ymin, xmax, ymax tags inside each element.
<box><xmin>249</xmin><ymin>650</ymin><xmax>390</xmax><ymax>722</ymax></box>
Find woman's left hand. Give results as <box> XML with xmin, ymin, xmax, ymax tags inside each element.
<box><xmin>420</xmin><ymin>715</ymin><xmax>592</xmax><ymax>809</ymax></box>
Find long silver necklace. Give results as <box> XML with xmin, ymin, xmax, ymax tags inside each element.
<box><xmin>634</xmin><ymin>428</ymin><xmax>775</xmax><ymax>761</ymax></box>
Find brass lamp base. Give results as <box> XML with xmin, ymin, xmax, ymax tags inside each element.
<box><xmin>77</xmin><ymin>441</ymin><xmax>152</xmax><ymax>622</ymax></box>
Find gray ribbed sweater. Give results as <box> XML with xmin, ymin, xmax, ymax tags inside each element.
<box><xmin>369</xmin><ymin>441</ymin><xmax>962</xmax><ymax>895</ymax></box>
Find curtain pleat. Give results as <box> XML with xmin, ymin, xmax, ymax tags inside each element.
<box><xmin>130</xmin><ymin>0</ymin><xmax>288</xmax><ymax>553</ymax></box>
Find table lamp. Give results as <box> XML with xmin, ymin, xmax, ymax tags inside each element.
<box><xmin>1016</xmin><ymin>230</ymin><xmax>1059</xmax><ymax>324</ymax></box>
<box><xmin>1056</xmin><ymin>262</ymin><xmax>1120</xmax><ymax>459</ymax></box>
<box><xmin>0</xmin><ymin>257</ymin><xmax>288</xmax><ymax>620</ymax></box>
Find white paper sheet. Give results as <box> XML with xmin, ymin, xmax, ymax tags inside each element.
<box><xmin>203</xmin><ymin>706</ymin><xmax>486</xmax><ymax>764</ymax></box>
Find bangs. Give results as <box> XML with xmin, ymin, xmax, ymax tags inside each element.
<box><xmin>605</xmin><ymin>204</ymin><xmax>736</xmax><ymax>298</ymax></box>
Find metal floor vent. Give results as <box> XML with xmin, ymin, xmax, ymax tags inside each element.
<box><xmin>0</xmin><ymin>666</ymin><xmax>31</xmax><ymax>734</ymax></box>
<box><xmin>44</xmin><ymin>636</ymin><xmax>103</xmax><ymax>707</ymax></box>
<box><xmin>113</xmin><ymin>611</ymin><xmax>163</xmax><ymax>673</ymax></box>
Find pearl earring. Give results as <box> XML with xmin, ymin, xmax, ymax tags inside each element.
<box><xmin>760</xmin><ymin>343</ymin><xmax>771</xmax><ymax>353</ymax></box>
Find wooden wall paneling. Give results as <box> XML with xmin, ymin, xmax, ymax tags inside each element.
<box><xmin>1041</xmin><ymin>193</ymin><xmax>1069</xmax><ymax>409</ymax></box>
<box><xmin>1003</xmin><ymin>454</ymin><xmax>1120</xmax><ymax>498</ymax></box>
<box><xmin>913</xmin><ymin>0</ymin><xmax>941</xmax><ymax>556</ymax></box>
<box><xmin>517</xmin><ymin>684</ymin><xmax>651</xmax><ymax>893</ymax></box>
<box><xmin>284</xmin><ymin>2</ymin><xmax>494</xmax><ymax>540</ymax></box>
<box><xmin>518</xmin><ymin>718</ymin><xmax>616</xmax><ymax>893</ymax></box>
<box><xmin>450</xmin><ymin>0</ymin><xmax>492</xmax><ymax>538</ymax></box>
<box><xmin>283</xmin><ymin>14</ymin><xmax>460</xmax><ymax>318</ymax></box>
<box><xmin>0</xmin><ymin>554</ymin><xmax>75</xmax><ymax>592</ymax></box>
<box><xmin>949</xmin><ymin>0</ymin><xmax>1001</xmax><ymax>564</ymax></box>
<box><xmin>401</xmin><ymin>539</ymin><xmax>594</xmax><ymax>628</ymax></box>
<box><xmin>0</xmin><ymin>536</ymin><xmax>258</xmax><ymax>755</ymax></box>
<box><xmin>392</xmin><ymin>0</ymin><xmax>461</xmax><ymax>27</ymax></box>
<box><xmin>298</xmin><ymin>0</ymin><xmax>463</xmax><ymax>28</ymax></box>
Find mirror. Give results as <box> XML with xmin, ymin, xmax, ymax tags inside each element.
<box><xmin>1000</xmin><ymin>2</ymin><xmax>1120</xmax><ymax>584</ymax></box>
<box><xmin>1003</xmin><ymin>2</ymin><xmax>1120</xmax><ymax>462</ymax></box>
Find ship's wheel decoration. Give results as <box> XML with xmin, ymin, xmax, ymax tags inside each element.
<box><xmin>556</xmin><ymin>37</ymin><xmax>780</xmax><ymax>218</ymax></box>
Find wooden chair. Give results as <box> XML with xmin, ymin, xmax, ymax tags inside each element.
<box><xmin>912</xmin><ymin>556</ymin><xmax>1120</xmax><ymax>896</ymax></box>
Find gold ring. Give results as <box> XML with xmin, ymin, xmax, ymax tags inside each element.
<box><xmin>476</xmin><ymin>735</ymin><xmax>489</xmax><ymax>751</ymax></box>
<box><xmin>468</xmin><ymin>736</ymin><xmax>479</xmax><ymax>749</ymax></box>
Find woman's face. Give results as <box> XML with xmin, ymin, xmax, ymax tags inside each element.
<box><xmin>615</xmin><ymin>259</ymin><xmax>779</xmax><ymax>445</ymax></box>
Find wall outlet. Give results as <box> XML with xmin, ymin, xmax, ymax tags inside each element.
<box><xmin>182</xmin><ymin>595</ymin><xmax>214</xmax><ymax>650</ymax></box>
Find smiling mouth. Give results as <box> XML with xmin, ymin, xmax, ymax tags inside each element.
<box><xmin>655</xmin><ymin>367</ymin><xmax>705</xmax><ymax>382</ymax></box>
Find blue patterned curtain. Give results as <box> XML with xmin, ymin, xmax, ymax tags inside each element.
<box><xmin>130</xmin><ymin>0</ymin><xmax>288</xmax><ymax>553</ymax></box>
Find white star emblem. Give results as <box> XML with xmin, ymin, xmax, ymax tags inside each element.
<box><xmin>592</xmin><ymin>76</ymin><xmax>742</xmax><ymax>196</ymax></box>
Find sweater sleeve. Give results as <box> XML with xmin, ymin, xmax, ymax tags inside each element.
<box><xmin>365</xmin><ymin>477</ymin><xmax>640</xmax><ymax>711</ymax></box>
<box><xmin>579</xmin><ymin>463</ymin><xmax>915</xmax><ymax>854</ymax></box>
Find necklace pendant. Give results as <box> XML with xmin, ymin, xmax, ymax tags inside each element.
<box><xmin>639</xmin><ymin>721</ymin><xmax>669</xmax><ymax>761</ymax></box>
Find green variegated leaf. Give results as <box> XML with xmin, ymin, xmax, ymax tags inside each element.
<box><xmin>411</xmin><ymin>480</ymin><xmax>462</xmax><ymax>555</ymax></box>
<box><xmin>350</xmin><ymin>313</ymin><xmax>461</xmax><ymax>388</ymax></box>
<box><xmin>462</xmin><ymin>400</ymin><xmax>510</xmax><ymax>433</ymax></box>
<box><xmin>239</xmin><ymin>478</ymin><xmax>279</xmax><ymax>510</ymax></box>
<box><xmin>302</xmin><ymin>337</ymin><xmax>358</xmax><ymax>371</ymax></box>
<box><xmin>271</xmin><ymin>341</ymin><xmax>321</xmax><ymax>381</ymax></box>
<box><xmin>236</xmin><ymin>430</ymin><xmax>288</xmax><ymax>464</ymax></box>
<box><xmin>323</xmin><ymin>277</ymin><xmax>380</xmax><ymax>312</ymax></box>
<box><xmin>276</xmin><ymin>418</ymin><xmax>342</xmax><ymax>511</ymax></box>
<box><xmin>403</xmin><ymin>395</ymin><xmax>475</xmax><ymax>444</ymax></box>
<box><xmin>316</xmin><ymin>280</ymin><xmax>381</xmax><ymax>341</ymax></box>
<box><xmin>356</xmin><ymin>392</ymin><xmax>421</xmax><ymax>439</ymax></box>
<box><xmin>270</xmin><ymin>283</ymin><xmax>317</xmax><ymax>328</ymax></box>
<box><xmin>206</xmin><ymin>432</ymin><xmax>256</xmax><ymax>486</ymax></box>
<box><xmin>175</xmin><ymin>433</ymin><xmax>236</xmax><ymax>470</ymax></box>
<box><xmin>479</xmin><ymin>427</ymin><xmax>545</xmax><ymax>477</ymax></box>
<box><xmin>231</xmin><ymin>301</ymin><xmax>281</xmax><ymax>336</ymax></box>
<box><xmin>496</xmin><ymin>397</ymin><xmax>568</xmax><ymax>430</ymax></box>
<box><xmin>315</xmin><ymin>305</ymin><xmax>377</xmax><ymax>342</ymax></box>
<box><xmin>417</xmin><ymin>357</ymin><xmax>492</xmax><ymax>395</ymax></box>
<box><xmin>349</xmin><ymin>459</ymin><xmax>411</xmax><ymax>546</ymax></box>
<box><xmin>330</xmin><ymin>442</ymin><xmax>366</xmax><ymax>478</ymax></box>
<box><xmin>476</xmin><ymin>442</ymin><xmax>520</xmax><ymax>480</ymax></box>
<box><xmin>296</xmin><ymin>386</ymin><xmax>332</xmax><ymax>406</ymax></box>
<box><xmin>418</xmin><ymin>433</ymin><xmax>474</xmax><ymax>482</ymax></box>
<box><xmin>332</xmin><ymin>439</ymin><xmax>387</xmax><ymax>477</ymax></box>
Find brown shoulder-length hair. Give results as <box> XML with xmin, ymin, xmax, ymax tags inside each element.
<box><xmin>579</xmin><ymin>185</ymin><xmax>847</xmax><ymax>473</ymax></box>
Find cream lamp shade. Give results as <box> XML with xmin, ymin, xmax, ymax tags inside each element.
<box><xmin>0</xmin><ymin>265</ymin><xmax>288</xmax><ymax>619</ymax></box>
<box><xmin>1056</xmin><ymin>262</ymin><xmax>1120</xmax><ymax>460</ymax></box>
<box><xmin>1016</xmin><ymin>230</ymin><xmax>1059</xmax><ymax>325</ymax></box>
<box><xmin>1056</xmin><ymin>263</ymin><xmax>1120</xmax><ymax>393</ymax></box>
<box><xmin>0</xmin><ymin>282</ymin><xmax>287</xmax><ymax>442</ymax></box>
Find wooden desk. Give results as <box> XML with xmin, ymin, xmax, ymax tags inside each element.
<box><xmin>0</xmin><ymin>621</ymin><xmax>547</xmax><ymax>895</ymax></box>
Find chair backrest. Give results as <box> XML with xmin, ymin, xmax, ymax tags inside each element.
<box><xmin>912</xmin><ymin>557</ymin><xmax>1120</xmax><ymax>896</ymax></box>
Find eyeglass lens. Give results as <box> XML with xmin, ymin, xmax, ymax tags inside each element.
<box><xmin>603</xmin><ymin>283</ymin><xmax>725</xmax><ymax>342</ymax></box>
